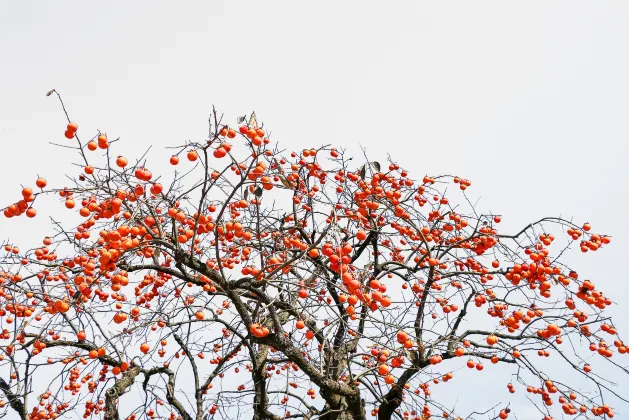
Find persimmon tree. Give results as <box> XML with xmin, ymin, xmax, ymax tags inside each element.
<box><xmin>0</xmin><ymin>92</ymin><xmax>626</xmax><ymax>420</ymax></box>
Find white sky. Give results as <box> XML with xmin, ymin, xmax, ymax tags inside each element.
<box><xmin>1</xmin><ymin>1</ymin><xmax>628</xmax><ymax>418</ymax></box>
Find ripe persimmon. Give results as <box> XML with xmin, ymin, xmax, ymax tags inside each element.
<box><xmin>36</xmin><ymin>178</ymin><xmax>47</xmax><ymax>188</ymax></box>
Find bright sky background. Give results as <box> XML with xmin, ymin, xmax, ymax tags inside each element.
<box><xmin>1</xmin><ymin>1</ymin><xmax>628</xmax><ymax>418</ymax></box>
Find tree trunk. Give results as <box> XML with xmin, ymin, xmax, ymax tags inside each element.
<box><xmin>104</xmin><ymin>367</ymin><xmax>141</xmax><ymax>420</ymax></box>
<box><xmin>319</xmin><ymin>393</ymin><xmax>366</xmax><ymax>420</ymax></box>
<box><xmin>377</xmin><ymin>385</ymin><xmax>403</xmax><ymax>420</ymax></box>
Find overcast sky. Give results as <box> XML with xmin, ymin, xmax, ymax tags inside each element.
<box><xmin>1</xmin><ymin>1</ymin><xmax>628</xmax><ymax>418</ymax></box>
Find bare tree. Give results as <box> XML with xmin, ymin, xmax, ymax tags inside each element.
<box><xmin>0</xmin><ymin>93</ymin><xmax>626</xmax><ymax>420</ymax></box>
